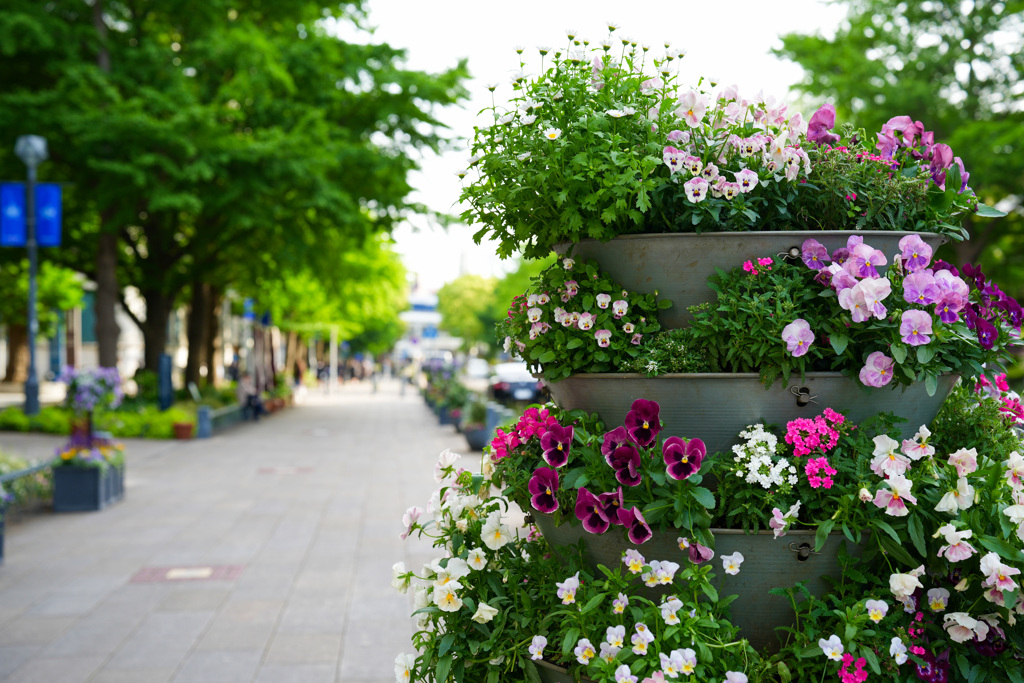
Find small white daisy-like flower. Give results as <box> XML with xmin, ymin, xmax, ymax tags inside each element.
<box><xmin>607</xmin><ymin>21</ymin><xmax>620</xmax><ymax>31</ymax></box>
<box><xmin>513</xmin><ymin>45</ymin><xmax>524</xmax><ymax>54</ymax></box>
<box><xmin>537</xmin><ymin>45</ymin><xmax>551</xmax><ymax>55</ymax></box>
<box><xmin>455</xmin><ymin>169</ymin><xmax>469</xmax><ymax>179</ymax></box>
<box><xmin>542</xmin><ymin>127</ymin><xmax>562</xmax><ymax>140</ymax></box>
<box><xmin>497</xmin><ymin>113</ymin><xmax>514</xmax><ymax>125</ymax></box>
<box><xmin>520</xmin><ymin>114</ymin><xmax>537</xmax><ymax>125</ymax></box>
<box><xmin>517</xmin><ymin>152</ymin><xmax>531</xmax><ymax>161</ymax></box>
<box><xmin>485</xmin><ymin>81</ymin><xmax>499</xmax><ymax>92</ymax></box>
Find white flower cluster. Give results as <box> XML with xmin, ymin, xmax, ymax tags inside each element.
<box><xmin>731</xmin><ymin>423</ymin><xmax>797</xmax><ymax>489</ymax></box>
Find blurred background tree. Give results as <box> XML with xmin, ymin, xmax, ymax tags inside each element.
<box><xmin>775</xmin><ymin>0</ymin><xmax>1024</xmax><ymax>292</ymax></box>
<box><xmin>0</xmin><ymin>0</ymin><xmax>467</xmax><ymax>383</ymax></box>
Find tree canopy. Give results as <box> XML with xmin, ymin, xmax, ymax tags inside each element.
<box><xmin>0</xmin><ymin>0</ymin><xmax>468</xmax><ymax>374</ymax></box>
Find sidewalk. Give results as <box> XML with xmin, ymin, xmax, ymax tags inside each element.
<box><xmin>0</xmin><ymin>379</ymin><xmax>466</xmax><ymax>683</ymax></box>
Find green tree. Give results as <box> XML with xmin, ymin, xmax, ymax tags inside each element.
<box><xmin>0</xmin><ymin>1</ymin><xmax>467</xmax><ymax>372</ymax></box>
<box><xmin>437</xmin><ymin>274</ymin><xmax>497</xmax><ymax>352</ymax></box>
<box><xmin>0</xmin><ymin>259</ymin><xmax>84</xmax><ymax>381</ymax></box>
<box><xmin>775</xmin><ymin>0</ymin><xmax>1024</xmax><ymax>290</ymax></box>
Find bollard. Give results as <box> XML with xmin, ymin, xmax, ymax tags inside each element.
<box><xmin>197</xmin><ymin>405</ymin><xmax>212</xmax><ymax>439</ymax></box>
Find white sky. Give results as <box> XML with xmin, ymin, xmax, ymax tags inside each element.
<box><xmin>343</xmin><ymin>1</ymin><xmax>847</xmax><ymax>292</ymax></box>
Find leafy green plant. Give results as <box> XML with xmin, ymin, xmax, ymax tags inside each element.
<box><xmin>0</xmin><ymin>407</ymin><xmax>31</xmax><ymax>433</ymax></box>
<box><xmin>497</xmin><ymin>258</ymin><xmax>667</xmax><ymax>381</ymax></box>
<box><xmin>459</xmin><ymin>27</ymin><xmax>999</xmax><ymax>261</ymax></box>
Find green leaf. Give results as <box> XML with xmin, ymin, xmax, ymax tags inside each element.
<box><xmin>907</xmin><ymin>515</ymin><xmax>927</xmax><ymax>558</ymax></box>
<box><xmin>561</xmin><ymin>628</ymin><xmax>580</xmax><ymax>656</ymax></box>
<box><xmin>877</xmin><ymin>532</ymin><xmax>918</xmax><ymax>568</ymax></box>
<box><xmin>439</xmin><ymin>633</ymin><xmax>456</xmax><ymax>657</ymax></box>
<box><xmin>566</xmin><ymin>338</ymin><xmax>584</xmax><ymax>350</ymax></box>
<box><xmin>436</xmin><ymin>655</ymin><xmax>453</xmax><ymax>683</ymax></box>
<box><xmin>815</xmin><ymin>519</ymin><xmax>836</xmax><ymax>552</ymax></box>
<box><xmin>580</xmin><ymin>592</ymin><xmax>607</xmax><ymax>614</ymax></box>
<box><xmin>690</xmin><ymin>486</ymin><xmax>716</xmax><ymax>509</ymax></box>
<box><xmin>976</xmin><ymin>203</ymin><xmax>1008</xmax><ymax>217</ymax></box>
<box><xmin>916</xmin><ymin>345</ymin><xmax>935</xmax><ymax>364</ymax></box>
<box><xmin>777</xmin><ymin>662</ymin><xmax>792</xmax><ymax>682</ymax></box>
<box><xmin>702</xmin><ymin>582</ymin><xmax>719</xmax><ymax>603</ymax></box>
<box><xmin>925</xmin><ymin>373</ymin><xmax>938</xmax><ymax>397</ymax></box>
<box><xmin>829</xmin><ymin>334</ymin><xmax>849</xmax><ymax>355</ymax></box>
<box><xmin>978</xmin><ymin>535</ymin><xmax>1024</xmax><ymax>563</ymax></box>
<box><xmin>891</xmin><ymin>344</ymin><xmax>908</xmax><ymax>364</ymax></box>
<box><xmin>539</xmin><ymin>351</ymin><xmax>556</xmax><ymax>363</ymax></box>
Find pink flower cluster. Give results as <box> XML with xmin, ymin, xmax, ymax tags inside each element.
<box><xmin>784</xmin><ymin>409</ymin><xmax>844</xmax><ymax>457</ymax></box>
<box><xmin>975</xmin><ymin>373</ymin><xmax>1024</xmax><ymax>425</ymax></box>
<box><xmin>742</xmin><ymin>257</ymin><xmax>774</xmax><ymax>276</ymax></box>
<box><xmin>804</xmin><ymin>456</ymin><xmax>837</xmax><ymax>489</ymax></box>
<box><xmin>489</xmin><ymin>407</ymin><xmax>561</xmax><ymax>460</ymax></box>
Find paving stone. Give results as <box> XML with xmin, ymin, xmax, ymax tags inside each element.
<box><xmin>0</xmin><ymin>382</ymin><xmax>458</xmax><ymax>679</ymax></box>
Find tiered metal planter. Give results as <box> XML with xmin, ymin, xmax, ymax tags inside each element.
<box><xmin>534</xmin><ymin>230</ymin><xmax>954</xmax><ymax>652</ymax></box>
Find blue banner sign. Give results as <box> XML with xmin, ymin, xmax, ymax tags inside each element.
<box><xmin>36</xmin><ymin>183</ymin><xmax>62</xmax><ymax>247</ymax></box>
<box><xmin>1</xmin><ymin>182</ymin><xmax>26</xmax><ymax>247</ymax></box>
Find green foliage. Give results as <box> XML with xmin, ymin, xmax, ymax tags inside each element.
<box><xmin>775</xmin><ymin>0</ymin><xmax>1024</xmax><ymax>293</ymax></box>
<box><xmin>930</xmin><ymin>382</ymin><xmax>1022</xmax><ymax>464</ymax></box>
<box><xmin>437</xmin><ymin>275</ymin><xmax>498</xmax><ymax>350</ymax></box>
<box><xmin>496</xmin><ymin>258</ymin><xmax>665</xmax><ymax>381</ymax></box>
<box><xmin>619</xmin><ymin>325</ymin><xmax>714</xmax><ymax>376</ymax></box>
<box><xmin>0</xmin><ymin>260</ymin><xmax>84</xmax><ymax>337</ymax></box>
<box><xmin>0</xmin><ymin>0</ymin><xmax>467</xmax><ymax>363</ymax></box>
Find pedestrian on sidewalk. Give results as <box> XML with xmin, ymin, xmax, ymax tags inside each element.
<box><xmin>236</xmin><ymin>372</ymin><xmax>266</xmax><ymax>421</ymax></box>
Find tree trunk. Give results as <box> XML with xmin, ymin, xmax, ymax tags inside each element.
<box><xmin>140</xmin><ymin>290</ymin><xmax>173</xmax><ymax>372</ymax></box>
<box><xmin>284</xmin><ymin>329</ymin><xmax>299</xmax><ymax>384</ymax></box>
<box><xmin>204</xmin><ymin>288</ymin><xmax>221</xmax><ymax>387</ymax></box>
<box><xmin>95</xmin><ymin>232</ymin><xmax>121</xmax><ymax>369</ymax></box>
<box><xmin>4</xmin><ymin>324</ymin><xmax>28</xmax><ymax>383</ymax></box>
<box><xmin>93</xmin><ymin>3</ymin><xmax>120</xmax><ymax>369</ymax></box>
<box><xmin>184</xmin><ymin>283</ymin><xmax>206</xmax><ymax>388</ymax></box>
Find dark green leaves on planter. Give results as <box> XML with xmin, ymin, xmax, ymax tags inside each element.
<box><xmin>814</xmin><ymin>519</ymin><xmax>835</xmax><ymax>552</ymax></box>
<box><xmin>691</xmin><ymin>486</ymin><xmax>715</xmax><ymax>509</ymax></box>
<box><xmin>907</xmin><ymin>515</ymin><xmax>927</xmax><ymax>558</ymax></box>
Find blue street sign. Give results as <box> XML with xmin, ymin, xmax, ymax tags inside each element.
<box><xmin>36</xmin><ymin>183</ymin><xmax>61</xmax><ymax>247</ymax></box>
<box><xmin>0</xmin><ymin>182</ymin><xmax>26</xmax><ymax>247</ymax></box>
<box><xmin>243</xmin><ymin>298</ymin><xmax>255</xmax><ymax>321</ymax></box>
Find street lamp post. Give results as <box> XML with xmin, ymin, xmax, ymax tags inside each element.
<box><xmin>14</xmin><ymin>135</ymin><xmax>48</xmax><ymax>416</ymax></box>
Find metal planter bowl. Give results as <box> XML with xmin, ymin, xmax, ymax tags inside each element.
<box><xmin>556</xmin><ymin>231</ymin><xmax>949</xmax><ymax>328</ymax></box>
<box><xmin>545</xmin><ymin>372</ymin><xmax>957</xmax><ymax>455</ymax></box>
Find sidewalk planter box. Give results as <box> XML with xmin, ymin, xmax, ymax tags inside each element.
<box><xmin>53</xmin><ymin>466</ymin><xmax>118</xmax><ymax>512</ymax></box>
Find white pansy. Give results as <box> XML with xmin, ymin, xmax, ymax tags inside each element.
<box><xmin>472</xmin><ymin>602</ymin><xmax>499</xmax><ymax>623</ymax></box>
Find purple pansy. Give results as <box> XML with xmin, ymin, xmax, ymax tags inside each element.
<box><xmin>900</xmin><ymin>309</ymin><xmax>933</xmax><ymax>346</ymax></box>
<box><xmin>859</xmin><ymin>351</ymin><xmax>895</xmax><ymax>388</ymax></box>
<box><xmin>624</xmin><ymin>399</ymin><xmax>661</xmax><ymax>448</ymax></box>
<box><xmin>606</xmin><ymin>444</ymin><xmax>643</xmax><ymax>487</ymax></box>
<box><xmin>781</xmin><ymin>318</ymin><xmax>814</xmax><ymax>357</ymax></box>
<box><xmin>903</xmin><ymin>271</ymin><xmax>939</xmax><ymax>306</ymax></box>
<box><xmin>976</xmin><ymin>318</ymin><xmax>998</xmax><ymax>350</ymax></box>
<box><xmin>574</xmin><ymin>487</ymin><xmax>610</xmax><ymax>534</ymax></box>
<box><xmin>540</xmin><ymin>423</ymin><xmax>574</xmax><ymax>467</ymax></box>
<box><xmin>601</xmin><ymin>426</ymin><xmax>633</xmax><ymax>458</ymax></box>
<box><xmin>688</xmin><ymin>540</ymin><xmax>714</xmax><ymax>564</ymax></box>
<box><xmin>846</xmin><ymin>243</ymin><xmax>887</xmax><ymax>279</ymax></box>
<box><xmin>801</xmin><ymin>238</ymin><xmax>831</xmax><ymax>270</ymax></box>
<box><xmin>529</xmin><ymin>467</ymin><xmax>560</xmax><ymax>514</ymax></box>
<box><xmin>617</xmin><ymin>506</ymin><xmax>653</xmax><ymax>545</ymax></box>
<box><xmin>898</xmin><ymin>234</ymin><xmax>933</xmax><ymax>273</ymax></box>
<box><xmin>807</xmin><ymin>103</ymin><xmax>840</xmax><ymax>145</ymax></box>
<box><xmin>598</xmin><ymin>488</ymin><xmax>625</xmax><ymax>526</ymax></box>
<box><xmin>929</xmin><ymin>143</ymin><xmax>954</xmax><ymax>187</ymax></box>
<box><xmin>662</xmin><ymin>436</ymin><xmax>706</xmax><ymax>480</ymax></box>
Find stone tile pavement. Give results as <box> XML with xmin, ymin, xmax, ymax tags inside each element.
<box><xmin>0</xmin><ymin>380</ymin><xmax>468</xmax><ymax>682</ymax></box>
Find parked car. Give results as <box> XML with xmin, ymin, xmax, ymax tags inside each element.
<box><xmin>488</xmin><ymin>362</ymin><xmax>545</xmax><ymax>404</ymax></box>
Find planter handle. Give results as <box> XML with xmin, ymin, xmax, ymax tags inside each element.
<box><xmin>789</xmin><ymin>542</ymin><xmax>821</xmax><ymax>562</ymax></box>
<box><xmin>790</xmin><ymin>386</ymin><xmax>819</xmax><ymax>407</ymax></box>
<box><xmin>778</xmin><ymin>246</ymin><xmax>802</xmax><ymax>261</ymax></box>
